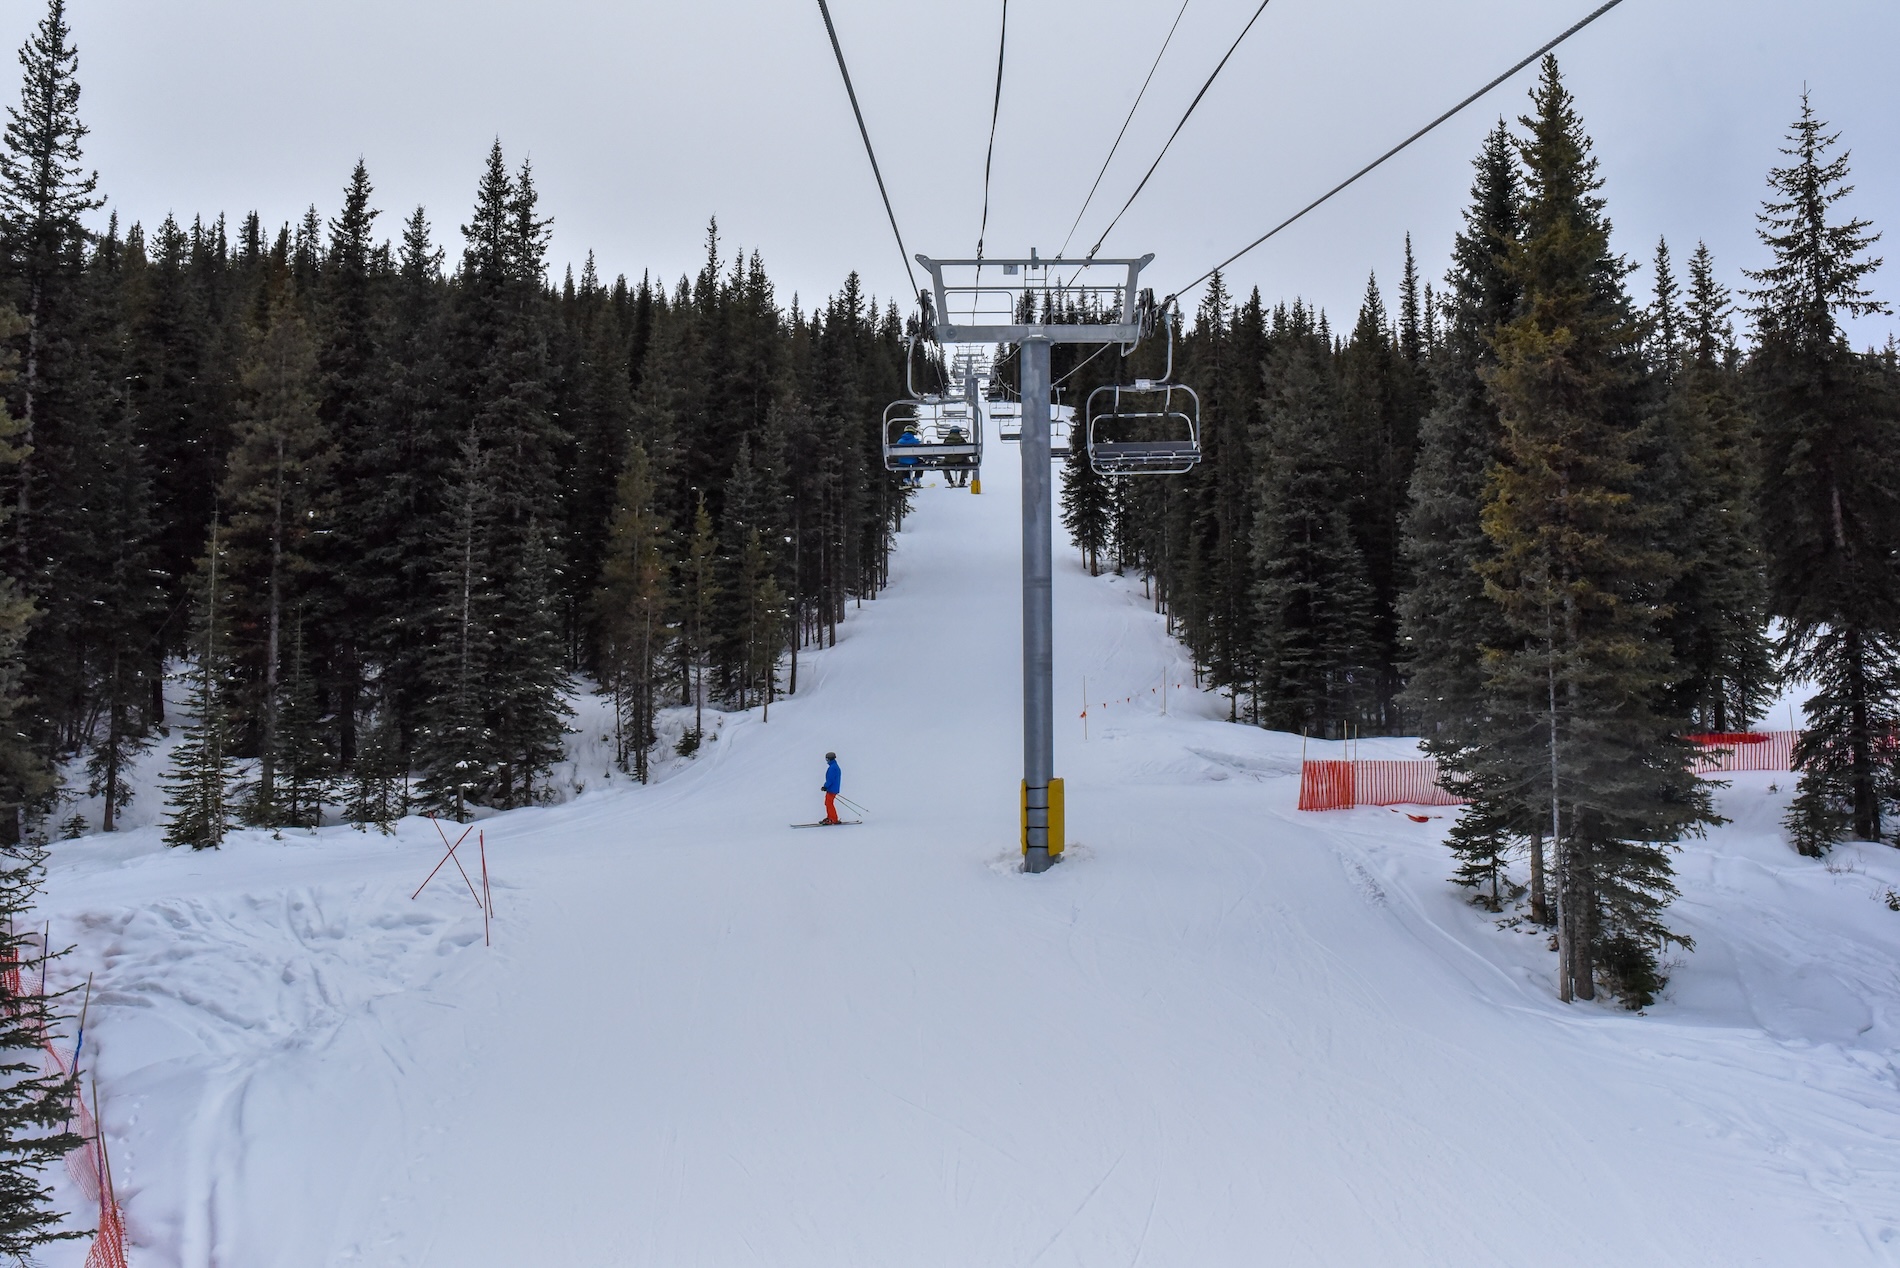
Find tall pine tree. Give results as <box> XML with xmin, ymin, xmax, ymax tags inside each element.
<box><xmin>1479</xmin><ymin>58</ymin><xmax>1712</xmax><ymax>1005</ymax></box>
<box><xmin>1744</xmin><ymin>94</ymin><xmax>1900</xmax><ymax>852</ymax></box>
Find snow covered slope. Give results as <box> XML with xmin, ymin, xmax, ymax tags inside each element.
<box><xmin>38</xmin><ymin>411</ymin><xmax>1900</xmax><ymax>1266</ymax></box>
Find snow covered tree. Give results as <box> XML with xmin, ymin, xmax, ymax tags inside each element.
<box><xmin>1479</xmin><ymin>58</ymin><xmax>1712</xmax><ymax>1004</ymax></box>
<box><xmin>1744</xmin><ymin>94</ymin><xmax>1900</xmax><ymax>852</ymax></box>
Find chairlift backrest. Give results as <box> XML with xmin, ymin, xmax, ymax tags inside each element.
<box><xmin>1084</xmin><ymin>381</ymin><xmax>1201</xmax><ymax>476</ymax></box>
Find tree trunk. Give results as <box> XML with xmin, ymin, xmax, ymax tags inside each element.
<box><xmin>258</xmin><ymin>442</ymin><xmax>285</xmax><ymax>820</ymax></box>
<box><xmin>1845</xmin><ymin>626</ymin><xmax>1880</xmax><ymax>841</ymax></box>
<box><xmin>1528</xmin><ymin>830</ymin><xmax>1549</xmax><ymax>925</ymax></box>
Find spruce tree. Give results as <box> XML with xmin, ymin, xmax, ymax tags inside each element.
<box><xmin>0</xmin><ymin>316</ymin><xmax>43</xmax><ymax>849</ymax></box>
<box><xmin>317</xmin><ymin>159</ymin><xmax>388</xmax><ymax>769</ymax></box>
<box><xmin>69</xmin><ymin>222</ymin><xmax>161</xmax><ymax>833</ymax></box>
<box><xmin>163</xmin><ymin>527</ymin><xmax>238</xmax><ymax>850</ymax></box>
<box><xmin>1251</xmin><ymin>304</ymin><xmax>1379</xmax><ymax>734</ymax></box>
<box><xmin>0</xmin><ymin>838</ymin><xmax>82</xmax><ymax>1256</ymax></box>
<box><xmin>594</xmin><ymin>442</ymin><xmax>671</xmax><ymax>781</ymax></box>
<box><xmin>223</xmin><ymin>291</ymin><xmax>333</xmax><ymax>827</ymax></box>
<box><xmin>1398</xmin><ymin>122</ymin><xmax>1530</xmax><ymax>912</ymax></box>
<box><xmin>1744</xmin><ymin>94</ymin><xmax>1900</xmax><ymax>851</ymax></box>
<box><xmin>676</xmin><ymin>494</ymin><xmax>716</xmax><ymax>750</ymax></box>
<box><xmin>0</xmin><ymin>0</ymin><xmax>101</xmax><ymax>581</ymax></box>
<box><xmin>449</xmin><ymin>146</ymin><xmax>567</xmax><ymax>808</ymax></box>
<box><xmin>1479</xmin><ymin>58</ymin><xmax>1711</xmax><ymax>1005</ymax></box>
<box><xmin>1059</xmin><ymin>420</ymin><xmax>1111</xmax><ymax>575</ymax></box>
<box><xmin>271</xmin><ymin>618</ymin><xmax>332</xmax><ymax>830</ymax></box>
<box><xmin>1335</xmin><ymin>272</ymin><xmax>1415</xmax><ymax>727</ymax></box>
<box><xmin>344</xmin><ymin>705</ymin><xmax>406</xmax><ymax>833</ymax></box>
<box><xmin>415</xmin><ymin>429</ymin><xmax>497</xmax><ymax>822</ymax></box>
<box><xmin>1657</xmin><ymin>243</ymin><xmax>1775</xmax><ymax>733</ymax></box>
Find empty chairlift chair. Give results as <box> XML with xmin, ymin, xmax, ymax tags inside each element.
<box><xmin>991</xmin><ymin>398</ymin><xmax>1023</xmax><ymax>442</ymax></box>
<box><xmin>1084</xmin><ymin>380</ymin><xmax>1201</xmax><ymax>475</ymax></box>
<box><xmin>1083</xmin><ymin>302</ymin><xmax>1201</xmax><ymax>476</ymax></box>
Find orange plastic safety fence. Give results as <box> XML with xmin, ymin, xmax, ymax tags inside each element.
<box><xmin>1686</xmin><ymin>731</ymin><xmax>1798</xmax><ymax>773</ymax></box>
<box><xmin>40</xmin><ymin>1039</ymin><xmax>126</xmax><ymax>1260</ymax></box>
<box><xmin>1297</xmin><ymin>760</ymin><xmax>1357</xmax><ymax>811</ymax></box>
<box><xmin>84</xmin><ymin>1197</ymin><xmax>127</xmax><ymax>1268</ymax></box>
<box><xmin>1299</xmin><ymin>731</ymin><xmax>1804</xmax><ymax>811</ymax></box>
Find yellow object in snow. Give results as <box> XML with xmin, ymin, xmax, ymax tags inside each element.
<box><xmin>1020</xmin><ymin>777</ymin><xmax>1065</xmax><ymax>859</ymax></box>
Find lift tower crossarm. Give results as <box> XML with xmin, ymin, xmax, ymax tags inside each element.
<box><xmin>914</xmin><ymin>254</ymin><xmax>1154</xmax><ymax>346</ymax></box>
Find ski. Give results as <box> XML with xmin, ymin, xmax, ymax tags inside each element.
<box><xmin>790</xmin><ymin>820</ymin><xmax>863</xmax><ymax>828</ymax></box>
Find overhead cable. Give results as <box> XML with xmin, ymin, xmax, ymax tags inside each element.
<box><xmin>976</xmin><ymin>0</ymin><xmax>1009</xmax><ymax>264</ymax></box>
<box><xmin>972</xmin><ymin>0</ymin><xmax>1010</xmax><ymax>322</ymax></box>
<box><xmin>814</xmin><ymin>0</ymin><xmax>922</xmax><ymax>300</ymax></box>
<box><xmin>1055</xmin><ymin>0</ymin><xmax>1193</xmax><ymax>261</ymax></box>
<box><xmin>1084</xmin><ymin>0</ymin><xmax>1276</xmax><ymax>260</ymax></box>
<box><xmin>1167</xmin><ymin>0</ymin><xmax>1630</xmax><ymax>305</ymax></box>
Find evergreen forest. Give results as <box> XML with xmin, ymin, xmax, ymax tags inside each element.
<box><xmin>0</xmin><ymin>4</ymin><xmax>1892</xmax><ymax>1013</ymax></box>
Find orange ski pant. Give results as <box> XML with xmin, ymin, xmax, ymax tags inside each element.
<box><xmin>824</xmin><ymin>792</ymin><xmax>839</xmax><ymax>822</ymax></box>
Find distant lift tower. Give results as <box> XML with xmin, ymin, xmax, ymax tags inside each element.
<box><xmin>915</xmin><ymin>250</ymin><xmax>1156</xmax><ymax>873</ymax></box>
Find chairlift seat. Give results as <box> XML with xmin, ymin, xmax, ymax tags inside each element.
<box><xmin>1090</xmin><ymin>440</ymin><xmax>1202</xmax><ymax>475</ymax></box>
<box><xmin>1084</xmin><ymin>381</ymin><xmax>1202</xmax><ymax>477</ymax></box>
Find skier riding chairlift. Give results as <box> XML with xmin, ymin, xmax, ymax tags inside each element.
<box><xmin>941</xmin><ymin>422</ymin><xmax>969</xmax><ymax>486</ymax></box>
<box><xmin>896</xmin><ymin>424</ymin><xmax>924</xmax><ymax>487</ymax></box>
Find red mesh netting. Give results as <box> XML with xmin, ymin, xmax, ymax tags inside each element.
<box><xmin>1299</xmin><ymin>733</ymin><xmax>1802</xmax><ymax>812</ymax></box>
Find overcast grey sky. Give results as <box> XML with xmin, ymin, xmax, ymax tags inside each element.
<box><xmin>21</xmin><ymin>0</ymin><xmax>1899</xmax><ymax>345</ymax></box>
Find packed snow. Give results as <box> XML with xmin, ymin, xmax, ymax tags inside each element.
<box><xmin>32</xmin><ymin>411</ymin><xmax>1900</xmax><ymax>1265</ymax></box>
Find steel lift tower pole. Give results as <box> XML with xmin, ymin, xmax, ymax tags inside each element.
<box><xmin>916</xmin><ymin>251</ymin><xmax>1153</xmax><ymax>873</ymax></box>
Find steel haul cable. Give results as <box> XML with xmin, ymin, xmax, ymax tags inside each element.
<box><xmin>1056</xmin><ymin>0</ymin><xmax>1193</xmax><ymax>262</ymax></box>
<box><xmin>972</xmin><ymin>0</ymin><xmax>1010</xmax><ymax>322</ymax></box>
<box><xmin>1084</xmin><ymin>0</ymin><xmax>1277</xmax><ymax>261</ymax></box>
<box><xmin>813</xmin><ymin>0</ymin><xmax>922</xmax><ymax>301</ymax></box>
<box><xmin>1167</xmin><ymin>0</ymin><xmax>1630</xmax><ymax>305</ymax></box>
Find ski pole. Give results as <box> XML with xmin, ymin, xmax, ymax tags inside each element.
<box><xmin>837</xmin><ymin>795</ymin><xmax>869</xmax><ymax>817</ymax></box>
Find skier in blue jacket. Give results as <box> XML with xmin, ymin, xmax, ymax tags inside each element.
<box><xmin>821</xmin><ymin>752</ymin><xmax>843</xmax><ymax>824</ymax></box>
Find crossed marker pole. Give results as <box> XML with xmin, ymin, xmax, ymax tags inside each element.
<box><xmin>413</xmin><ymin>816</ymin><xmax>495</xmax><ymax>946</ymax></box>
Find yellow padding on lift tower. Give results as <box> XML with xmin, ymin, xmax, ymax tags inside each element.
<box><xmin>971</xmin><ymin>476</ymin><xmax>981</xmax><ymax>494</ymax></box>
<box><xmin>1020</xmin><ymin>778</ymin><xmax>1065</xmax><ymax>858</ymax></box>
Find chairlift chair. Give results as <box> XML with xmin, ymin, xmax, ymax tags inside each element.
<box><xmin>993</xmin><ymin>400</ymin><xmax>1023</xmax><ymax>442</ymax></box>
<box><xmin>1082</xmin><ymin>303</ymin><xmax>1202</xmax><ymax>476</ymax></box>
<box><xmin>1083</xmin><ymin>380</ymin><xmax>1202</xmax><ymax>475</ymax></box>
<box><xmin>881</xmin><ymin>355</ymin><xmax>984</xmax><ymax>475</ymax></box>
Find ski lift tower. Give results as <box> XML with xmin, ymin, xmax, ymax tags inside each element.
<box><xmin>915</xmin><ymin>250</ymin><xmax>1155</xmax><ymax>873</ymax></box>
